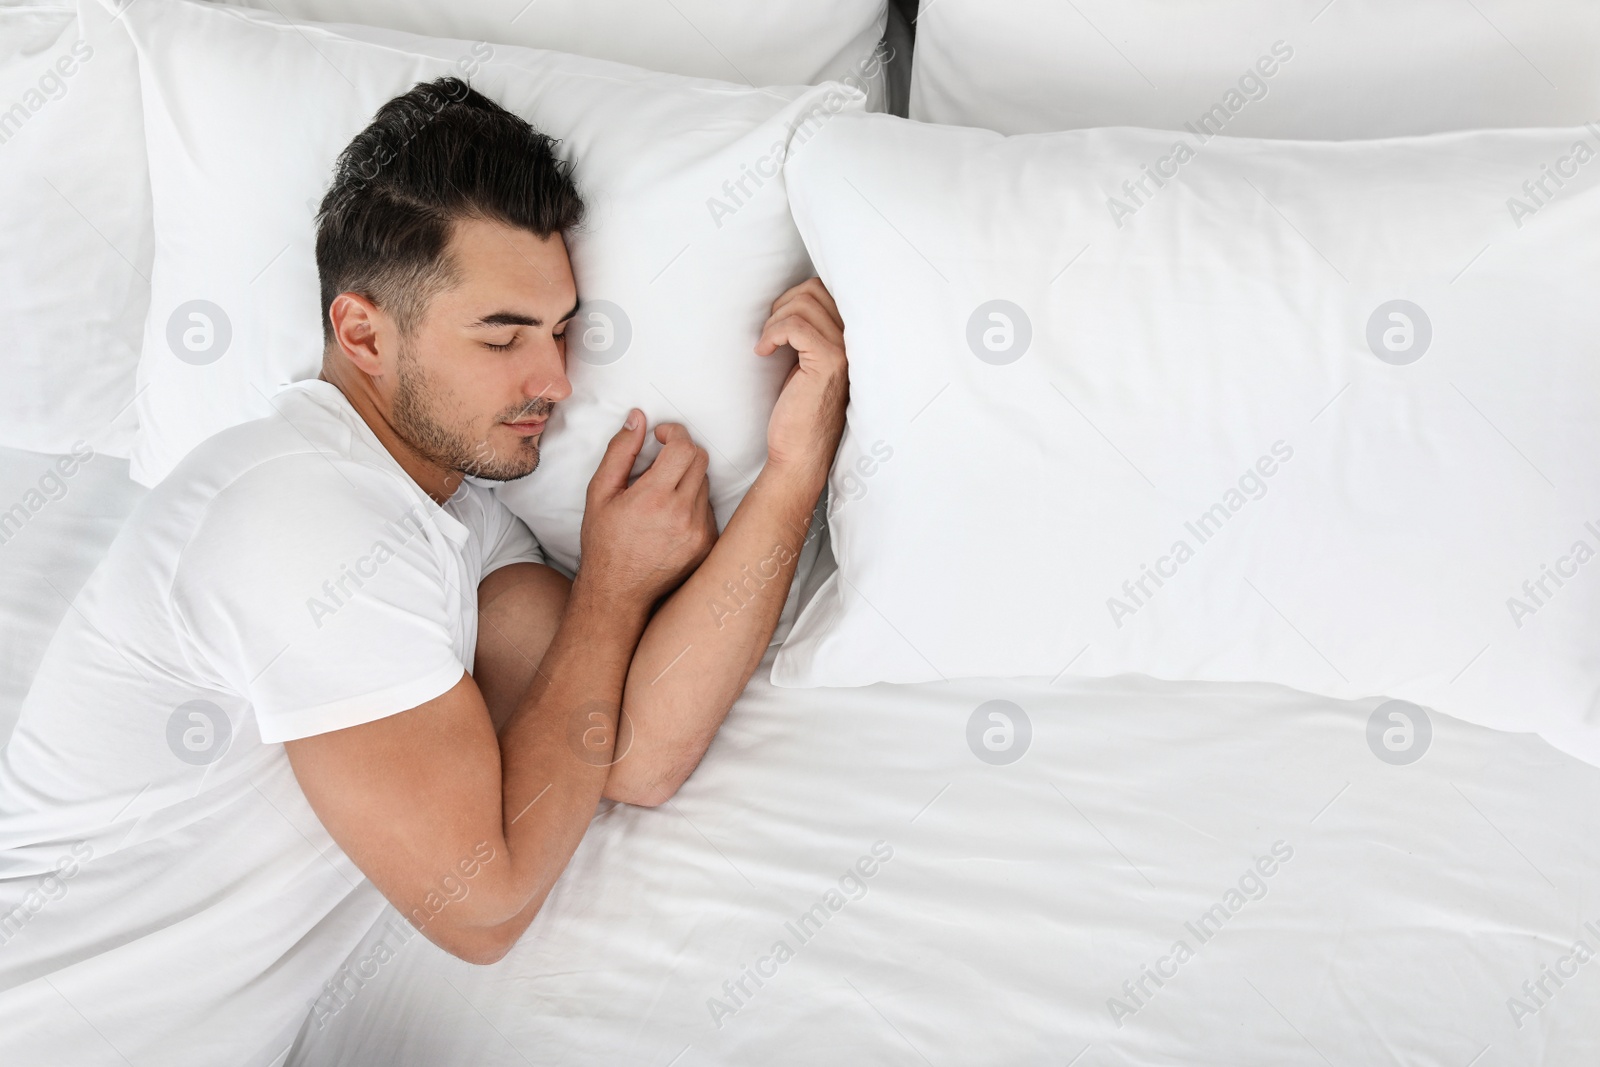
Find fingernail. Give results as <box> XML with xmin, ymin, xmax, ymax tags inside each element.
<box><xmin>625</xmin><ymin>409</ymin><xmax>640</xmax><ymax>430</ymax></box>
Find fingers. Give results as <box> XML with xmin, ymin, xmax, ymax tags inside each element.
<box><xmin>772</xmin><ymin>277</ymin><xmax>841</xmax><ymax>331</ymax></box>
<box><xmin>636</xmin><ymin>422</ymin><xmax>703</xmax><ymax>491</ymax></box>
<box><xmin>676</xmin><ymin>443</ymin><xmax>710</xmax><ymax>498</ymax></box>
<box><xmin>757</xmin><ymin>315</ymin><xmax>843</xmax><ymax>374</ymax></box>
<box><xmin>757</xmin><ymin>299</ymin><xmax>843</xmax><ymax>354</ymax></box>
<box><xmin>661</xmin><ymin>419</ymin><xmax>712</xmax><ymax>506</ymax></box>
<box><xmin>756</xmin><ymin>278</ymin><xmax>844</xmax><ymax>355</ymax></box>
<box><xmin>587</xmin><ymin>409</ymin><xmax>645</xmax><ymax>502</ymax></box>
<box><xmin>692</xmin><ymin>467</ymin><xmax>711</xmax><ymax>517</ymax></box>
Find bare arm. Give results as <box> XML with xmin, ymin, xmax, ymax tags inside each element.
<box><xmin>474</xmin><ymin>560</ymin><xmax>570</xmax><ymax>732</ymax></box>
<box><xmin>605</xmin><ymin>278</ymin><xmax>849</xmax><ymax>807</ymax></box>
<box><xmin>283</xmin><ymin>414</ymin><xmax>715</xmax><ymax>964</ymax></box>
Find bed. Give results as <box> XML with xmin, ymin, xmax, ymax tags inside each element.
<box><xmin>4</xmin><ymin>0</ymin><xmax>1600</xmax><ymax>1062</ymax></box>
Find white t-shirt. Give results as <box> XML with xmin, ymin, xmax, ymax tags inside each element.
<box><xmin>0</xmin><ymin>381</ymin><xmax>545</xmax><ymax>1066</ymax></box>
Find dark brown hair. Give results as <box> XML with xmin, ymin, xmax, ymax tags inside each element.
<box><xmin>315</xmin><ymin>77</ymin><xmax>584</xmax><ymax>343</ymax></box>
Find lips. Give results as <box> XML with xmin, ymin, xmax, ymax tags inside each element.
<box><xmin>505</xmin><ymin>418</ymin><xmax>548</xmax><ymax>436</ymax></box>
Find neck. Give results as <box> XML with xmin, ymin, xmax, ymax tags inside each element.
<box><xmin>319</xmin><ymin>359</ymin><xmax>463</xmax><ymax>505</ymax></box>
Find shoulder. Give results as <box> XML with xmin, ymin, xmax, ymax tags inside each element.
<box><xmin>178</xmin><ymin>452</ymin><xmax>431</xmax><ymax>588</ymax></box>
<box><xmin>208</xmin><ymin>451</ymin><xmax>414</xmax><ymax>533</ymax></box>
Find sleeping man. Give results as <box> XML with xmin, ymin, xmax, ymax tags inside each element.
<box><xmin>0</xmin><ymin>77</ymin><xmax>847</xmax><ymax>1065</ymax></box>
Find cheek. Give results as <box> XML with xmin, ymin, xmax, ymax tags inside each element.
<box><xmin>425</xmin><ymin>345</ymin><xmax>505</xmax><ymax>421</ymax></box>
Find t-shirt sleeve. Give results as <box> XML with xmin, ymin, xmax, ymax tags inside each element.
<box><xmin>172</xmin><ymin>456</ymin><xmax>467</xmax><ymax>744</ymax></box>
<box><xmin>477</xmin><ymin>490</ymin><xmax>545</xmax><ymax>576</ymax></box>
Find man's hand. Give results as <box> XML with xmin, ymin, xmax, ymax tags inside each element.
<box><xmin>579</xmin><ymin>409</ymin><xmax>717</xmax><ymax>607</ymax></box>
<box><xmin>756</xmin><ymin>277</ymin><xmax>849</xmax><ymax>476</ymax></box>
<box><xmin>604</xmin><ymin>279</ymin><xmax>850</xmax><ymax>807</ymax></box>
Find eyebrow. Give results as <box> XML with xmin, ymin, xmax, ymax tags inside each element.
<box><xmin>469</xmin><ymin>300</ymin><xmax>581</xmax><ymax>330</ymax></box>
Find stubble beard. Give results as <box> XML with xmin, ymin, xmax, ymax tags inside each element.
<box><xmin>391</xmin><ymin>337</ymin><xmax>549</xmax><ymax>483</ymax></box>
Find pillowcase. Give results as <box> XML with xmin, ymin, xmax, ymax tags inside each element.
<box><xmin>0</xmin><ymin>0</ymin><xmax>148</xmax><ymax>456</ymax></box>
<box><xmin>910</xmin><ymin>0</ymin><xmax>1600</xmax><ymax>138</ymax></box>
<box><xmin>211</xmin><ymin>0</ymin><xmax>890</xmax><ymax>109</ymax></box>
<box><xmin>123</xmin><ymin>0</ymin><xmax>862</xmax><ymax>576</ymax></box>
<box><xmin>772</xmin><ymin>112</ymin><xmax>1600</xmax><ymax>766</ymax></box>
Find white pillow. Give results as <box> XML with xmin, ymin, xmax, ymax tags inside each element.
<box><xmin>772</xmin><ymin>112</ymin><xmax>1600</xmax><ymax>766</ymax></box>
<box><xmin>210</xmin><ymin>0</ymin><xmax>890</xmax><ymax>110</ymax></box>
<box><xmin>123</xmin><ymin>0</ymin><xmax>862</xmax><ymax>575</ymax></box>
<box><xmin>0</xmin><ymin>0</ymin><xmax>147</xmax><ymax>456</ymax></box>
<box><xmin>911</xmin><ymin>0</ymin><xmax>1600</xmax><ymax>138</ymax></box>
<box><xmin>0</xmin><ymin>0</ymin><xmax>885</xmax><ymax>461</ymax></box>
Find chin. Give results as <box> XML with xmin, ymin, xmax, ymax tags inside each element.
<box><xmin>469</xmin><ymin>438</ymin><xmax>541</xmax><ymax>482</ymax></box>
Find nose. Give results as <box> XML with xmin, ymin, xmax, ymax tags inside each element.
<box><xmin>523</xmin><ymin>332</ymin><xmax>573</xmax><ymax>405</ymax></box>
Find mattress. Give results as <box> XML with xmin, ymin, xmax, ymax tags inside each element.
<box><xmin>287</xmin><ymin>628</ymin><xmax>1600</xmax><ymax>1064</ymax></box>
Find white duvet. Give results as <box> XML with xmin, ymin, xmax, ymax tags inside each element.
<box><xmin>288</xmin><ymin>593</ymin><xmax>1600</xmax><ymax>1064</ymax></box>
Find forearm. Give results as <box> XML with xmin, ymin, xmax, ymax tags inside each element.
<box><xmin>435</xmin><ymin>578</ymin><xmax>649</xmax><ymax>951</ymax></box>
<box><xmin>606</xmin><ymin>460</ymin><xmax>826</xmax><ymax>806</ymax></box>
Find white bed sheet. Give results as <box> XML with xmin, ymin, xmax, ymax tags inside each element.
<box><xmin>288</xmin><ymin>626</ymin><xmax>1600</xmax><ymax>1064</ymax></box>
<box><xmin>0</xmin><ymin>446</ymin><xmax>146</xmax><ymax>747</ymax></box>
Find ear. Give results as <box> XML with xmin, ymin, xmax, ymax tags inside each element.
<box><xmin>328</xmin><ymin>291</ymin><xmax>389</xmax><ymax>377</ymax></box>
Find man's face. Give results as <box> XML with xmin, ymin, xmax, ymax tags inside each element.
<box><xmin>387</xmin><ymin>216</ymin><xmax>578</xmax><ymax>482</ymax></box>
